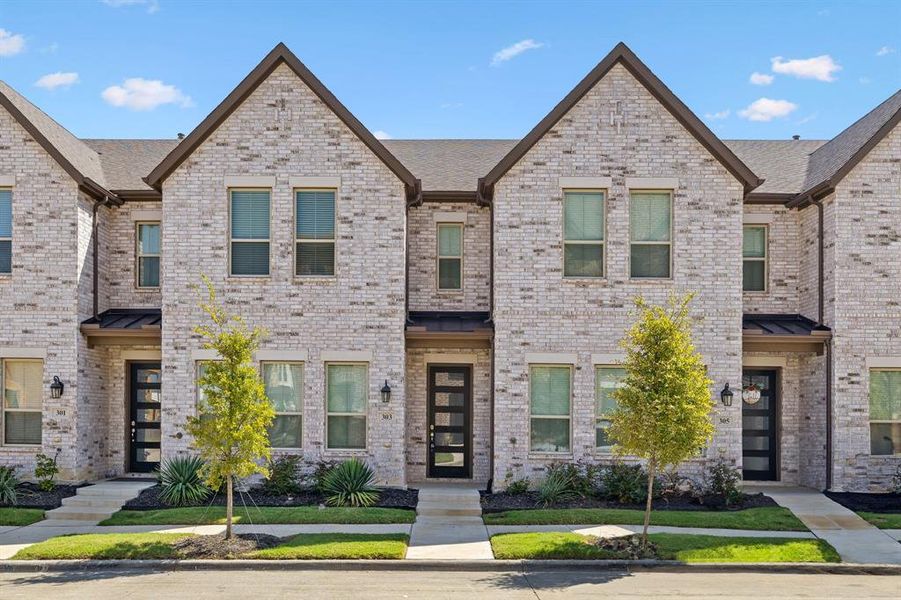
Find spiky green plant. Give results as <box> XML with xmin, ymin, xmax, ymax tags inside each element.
<box><xmin>320</xmin><ymin>459</ymin><xmax>380</xmax><ymax>507</ymax></box>
<box><xmin>537</xmin><ymin>468</ymin><xmax>580</xmax><ymax>507</ymax></box>
<box><xmin>0</xmin><ymin>466</ymin><xmax>18</xmax><ymax>506</ymax></box>
<box><xmin>157</xmin><ymin>456</ymin><xmax>211</xmax><ymax>506</ymax></box>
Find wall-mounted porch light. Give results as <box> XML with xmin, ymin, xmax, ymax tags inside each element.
<box><xmin>719</xmin><ymin>383</ymin><xmax>733</xmax><ymax>407</ymax></box>
<box><xmin>380</xmin><ymin>380</ymin><xmax>392</xmax><ymax>403</ymax></box>
<box><xmin>50</xmin><ymin>376</ymin><xmax>65</xmax><ymax>399</ymax></box>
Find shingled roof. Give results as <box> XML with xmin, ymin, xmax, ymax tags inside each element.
<box><xmin>83</xmin><ymin>139</ymin><xmax>178</xmax><ymax>191</ymax></box>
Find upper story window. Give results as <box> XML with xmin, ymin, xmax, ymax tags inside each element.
<box><xmin>296</xmin><ymin>190</ymin><xmax>336</xmax><ymax>277</ymax></box>
<box><xmin>630</xmin><ymin>191</ymin><xmax>672</xmax><ymax>279</ymax></box>
<box><xmin>0</xmin><ymin>189</ymin><xmax>11</xmax><ymax>274</ymax></box>
<box><xmin>742</xmin><ymin>225</ymin><xmax>768</xmax><ymax>292</ymax></box>
<box><xmin>136</xmin><ymin>222</ymin><xmax>160</xmax><ymax>288</ymax></box>
<box><xmin>563</xmin><ymin>191</ymin><xmax>605</xmax><ymax>278</ymax></box>
<box><xmin>230</xmin><ymin>189</ymin><xmax>270</xmax><ymax>277</ymax></box>
<box><xmin>869</xmin><ymin>369</ymin><xmax>901</xmax><ymax>455</ymax></box>
<box><xmin>2</xmin><ymin>359</ymin><xmax>42</xmax><ymax>446</ymax></box>
<box><xmin>529</xmin><ymin>365</ymin><xmax>571</xmax><ymax>453</ymax></box>
<box><xmin>262</xmin><ymin>362</ymin><xmax>303</xmax><ymax>449</ymax></box>
<box><xmin>595</xmin><ymin>366</ymin><xmax>626</xmax><ymax>451</ymax></box>
<box><xmin>437</xmin><ymin>223</ymin><xmax>463</xmax><ymax>290</ymax></box>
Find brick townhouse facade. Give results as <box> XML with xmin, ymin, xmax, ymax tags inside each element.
<box><xmin>0</xmin><ymin>43</ymin><xmax>898</xmax><ymax>492</ymax></box>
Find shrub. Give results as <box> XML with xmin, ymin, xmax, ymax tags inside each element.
<box><xmin>158</xmin><ymin>456</ymin><xmax>211</xmax><ymax>506</ymax></box>
<box><xmin>506</xmin><ymin>478</ymin><xmax>530</xmax><ymax>495</ymax></box>
<box><xmin>538</xmin><ymin>466</ymin><xmax>582</xmax><ymax>506</ymax></box>
<box><xmin>600</xmin><ymin>463</ymin><xmax>649</xmax><ymax>504</ymax></box>
<box><xmin>891</xmin><ymin>465</ymin><xmax>901</xmax><ymax>495</ymax></box>
<box><xmin>657</xmin><ymin>468</ymin><xmax>697</xmax><ymax>499</ymax></box>
<box><xmin>320</xmin><ymin>459</ymin><xmax>380</xmax><ymax>507</ymax></box>
<box><xmin>262</xmin><ymin>456</ymin><xmax>303</xmax><ymax>495</ymax></box>
<box><xmin>312</xmin><ymin>459</ymin><xmax>339</xmax><ymax>492</ymax></box>
<box><xmin>704</xmin><ymin>460</ymin><xmax>744</xmax><ymax>507</ymax></box>
<box><xmin>34</xmin><ymin>450</ymin><xmax>60</xmax><ymax>492</ymax></box>
<box><xmin>0</xmin><ymin>466</ymin><xmax>17</xmax><ymax>505</ymax></box>
<box><xmin>548</xmin><ymin>462</ymin><xmax>593</xmax><ymax>496</ymax></box>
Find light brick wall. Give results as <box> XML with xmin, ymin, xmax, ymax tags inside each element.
<box><xmin>105</xmin><ymin>201</ymin><xmax>163</xmax><ymax>308</ymax></box>
<box><xmin>491</xmin><ymin>63</ymin><xmax>745</xmax><ymax>489</ymax></box>
<box><xmin>160</xmin><ymin>63</ymin><xmax>408</xmax><ymax>486</ymax></box>
<box><xmin>743</xmin><ymin>205</ymin><xmax>801</xmax><ymax>315</ymax></box>
<box><xmin>407</xmin><ymin>202</ymin><xmax>490</xmax><ymax>312</ymax></box>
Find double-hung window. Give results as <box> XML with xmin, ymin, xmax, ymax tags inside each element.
<box><xmin>742</xmin><ymin>225</ymin><xmax>768</xmax><ymax>292</ymax></box>
<box><xmin>230</xmin><ymin>189</ymin><xmax>270</xmax><ymax>276</ymax></box>
<box><xmin>2</xmin><ymin>359</ymin><xmax>42</xmax><ymax>445</ymax></box>
<box><xmin>296</xmin><ymin>190</ymin><xmax>336</xmax><ymax>276</ymax></box>
<box><xmin>263</xmin><ymin>362</ymin><xmax>303</xmax><ymax>448</ymax></box>
<box><xmin>0</xmin><ymin>189</ymin><xmax>11</xmax><ymax>274</ymax></box>
<box><xmin>869</xmin><ymin>369</ymin><xmax>901</xmax><ymax>455</ymax></box>
<box><xmin>326</xmin><ymin>363</ymin><xmax>367</xmax><ymax>450</ymax></box>
<box><xmin>136</xmin><ymin>222</ymin><xmax>160</xmax><ymax>288</ymax></box>
<box><xmin>630</xmin><ymin>191</ymin><xmax>672</xmax><ymax>278</ymax></box>
<box><xmin>563</xmin><ymin>191</ymin><xmax>605</xmax><ymax>277</ymax></box>
<box><xmin>529</xmin><ymin>365</ymin><xmax>571</xmax><ymax>453</ymax></box>
<box><xmin>437</xmin><ymin>223</ymin><xmax>463</xmax><ymax>290</ymax></box>
<box><xmin>595</xmin><ymin>366</ymin><xmax>626</xmax><ymax>451</ymax></box>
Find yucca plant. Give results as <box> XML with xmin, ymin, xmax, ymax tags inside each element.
<box><xmin>158</xmin><ymin>456</ymin><xmax>211</xmax><ymax>506</ymax></box>
<box><xmin>320</xmin><ymin>459</ymin><xmax>380</xmax><ymax>507</ymax></box>
<box><xmin>538</xmin><ymin>468</ymin><xmax>581</xmax><ymax>507</ymax></box>
<box><xmin>0</xmin><ymin>466</ymin><xmax>17</xmax><ymax>506</ymax></box>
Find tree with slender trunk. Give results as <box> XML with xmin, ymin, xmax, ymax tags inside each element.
<box><xmin>607</xmin><ymin>294</ymin><xmax>715</xmax><ymax>548</ymax></box>
<box><xmin>185</xmin><ymin>276</ymin><xmax>274</xmax><ymax>540</ymax></box>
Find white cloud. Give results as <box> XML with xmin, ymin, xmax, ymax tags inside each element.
<box><xmin>739</xmin><ymin>98</ymin><xmax>798</xmax><ymax>122</ymax></box>
<box><xmin>797</xmin><ymin>113</ymin><xmax>818</xmax><ymax>125</ymax></box>
<box><xmin>35</xmin><ymin>72</ymin><xmax>79</xmax><ymax>90</ymax></box>
<box><xmin>372</xmin><ymin>130</ymin><xmax>392</xmax><ymax>140</ymax></box>
<box><xmin>876</xmin><ymin>46</ymin><xmax>895</xmax><ymax>57</ymax></box>
<box><xmin>491</xmin><ymin>39</ymin><xmax>544</xmax><ymax>66</ymax></box>
<box><xmin>101</xmin><ymin>0</ymin><xmax>159</xmax><ymax>13</ymax></box>
<box><xmin>0</xmin><ymin>28</ymin><xmax>25</xmax><ymax>57</ymax></box>
<box><xmin>749</xmin><ymin>72</ymin><xmax>774</xmax><ymax>86</ymax></box>
<box><xmin>704</xmin><ymin>109</ymin><xmax>730</xmax><ymax>120</ymax></box>
<box><xmin>771</xmin><ymin>55</ymin><xmax>841</xmax><ymax>82</ymax></box>
<box><xmin>859</xmin><ymin>76</ymin><xmax>872</xmax><ymax>85</ymax></box>
<box><xmin>102</xmin><ymin>78</ymin><xmax>192</xmax><ymax>110</ymax></box>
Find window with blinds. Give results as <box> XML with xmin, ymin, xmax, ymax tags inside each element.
<box><xmin>0</xmin><ymin>189</ymin><xmax>11</xmax><ymax>274</ymax></box>
<box><xmin>230</xmin><ymin>189</ymin><xmax>270</xmax><ymax>276</ymax></box>
<box><xmin>296</xmin><ymin>190</ymin><xmax>336</xmax><ymax>276</ymax></box>
<box><xmin>326</xmin><ymin>363</ymin><xmax>367</xmax><ymax>450</ymax></box>
<box><xmin>630</xmin><ymin>191</ymin><xmax>672</xmax><ymax>278</ymax></box>
<box><xmin>563</xmin><ymin>191</ymin><xmax>605</xmax><ymax>277</ymax></box>
<box><xmin>437</xmin><ymin>223</ymin><xmax>463</xmax><ymax>290</ymax></box>
<box><xmin>529</xmin><ymin>365</ymin><xmax>571</xmax><ymax>453</ymax></box>
<box><xmin>2</xmin><ymin>359</ymin><xmax>42</xmax><ymax>445</ymax></box>
<box><xmin>743</xmin><ymin>225</ymin><xmax>767</xmax><ymax>292</ymax></box>
<box><xmin>595</xmin><ymin>366</ymin><xmax>626</xmax><ymax>451</ymax></box>
<box><xmin>136</xmin><ymin>222</ymin><xmax>160</xmax><ymax>288</ymax></box>
<box><xmin>869</xmin><ymin>369</ymin><xmax>901</xmax><ymax>456</ymax></box>
<box><xmin>263</xmin><ymin>362</ymin><xmax>303</xmax><ymax>448</ymax></box>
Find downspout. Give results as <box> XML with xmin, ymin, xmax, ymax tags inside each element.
<box><xmin>404</xmin><ymin>180</ymin><xmax>422</xmax><ymax>324</ymax></box>
<box><xmin>810</xmin><ymin>197</ymin><xmax>832</xmax><ymax>490</ymax></box>
<box><xmin>91</xmin><ymin>198</ymin><xmax>104</xmax><ymax>321</ymax></box>
<box><xmin>477</xmin><ymin>178</ymin><xmax>495</xmax><ymax>491</ymax></box>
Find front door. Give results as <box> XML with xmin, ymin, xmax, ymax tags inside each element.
<box><xmin>427</xmin><ymin>365</ymin><xmax>472</xmax><ymax>478</ymax></box>
<box><xmin>129</xmin><ymin>362</ymin><xmax>162</xmax><ymax>473</ymax></box>
<box><xmin>741</xmin><ymin>369</ymin><xmax>778</xmax><ymax>481</ymax></box>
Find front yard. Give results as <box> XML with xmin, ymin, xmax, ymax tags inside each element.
<box><xmin>857</xmin><ymin>512</ymin><xmax>901</xmax><ymax>529</ymax></box>
<box><xmin>100</xmin><ymin>506</ymin><xmax>415</xmax><ymax>526</ymax></box>
<box><xmin>0</xmin><ymin>507</ymin><xmax>45</xmax><ymax>526</ymax></box>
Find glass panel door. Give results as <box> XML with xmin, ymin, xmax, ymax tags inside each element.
<box><xmin>130</xmin><ymin>362</ymin><xmax>162</xmax><ymax>472</ymax></box>
<box><xmin>427</xmin><ymin>365</ymin><xmax>471</xmax><ymax>478</ymax></box>
<box><xmin>742</xmin><ymin>369</ymin><xmax>778</xmax><ymax>481</ymax></box>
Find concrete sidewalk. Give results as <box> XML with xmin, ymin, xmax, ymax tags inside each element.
<box><xmin>487</xmin><ymin>524</ymin><xmax>817</xmax><ymax>538</ymax></box>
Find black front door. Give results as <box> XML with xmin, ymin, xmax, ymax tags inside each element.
<box><xmin>427</xmin><ymin>365</ymin><xmax>472</xmax><ymax>478</ymax></box>
<box><xmin>129</xmin><ymin>362</ymin><xmax>162</xmax><ymax>473</ymax></box>
<box><xmin>741</xmin><ymin>369</ymin><xmax>779</xmax><ymax>481</ymax></box>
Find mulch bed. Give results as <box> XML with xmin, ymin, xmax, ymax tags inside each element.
<box><xmin>480</xmin><ymin>491</ymin><xmax>777</xmax><ymax>513</ymax></box>
<box><xmin>123</xmin><ymin>484</ymin><xmax>418</xmax><ymax>511</ymax></box>
<box><xmin>592</xmin><ymin>534</ymin><xmax>660</xmax><ymax>559</ymax></box>
<box><xmin>173</xmin><ymin>533</ymin><xmax>282</xmax><ymax>559</ymax></box>
<box><xmin>0</xmin><ymin>483</ymin><xmax>81</xmax><ymax>510</ymax></box>
<box><xmin>824</xmin><ymin>491</ymin><xmax>901</xmax><ymax>514</ymax></box>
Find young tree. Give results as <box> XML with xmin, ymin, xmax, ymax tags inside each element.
<box><xmin>607</xmin><ymin>294</ymin><xmax>715</xmax><ymax>547</ymax></box>
<box><xmin>186</xmin><ymin>277</ymin><xmax>275</xmax><ymax>539</ymax></box>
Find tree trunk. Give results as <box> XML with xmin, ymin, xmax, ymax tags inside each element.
<box><xmin>225</xmin><ymin>475</ymin><xmax>234</xmax><ymax>540</ymax></box>
<box><xmin>642</xmin><ymin>458</ymin><xmax>656</xmax><ymax>549</ymax></box>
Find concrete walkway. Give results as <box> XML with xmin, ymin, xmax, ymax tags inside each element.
<box><xmin>760</xmin><ymin>486</ymin><xmax>901</xmax><ymax>564</ymax></box>
<box><xmin>406</xmin><ymin>484</ymin><xmax>493</xmax><ymax>560</ymax></box>
<box><xmin>487</xmin><ymin>523</ymin><xmax>817</xmax><ymax>538</ymax></box>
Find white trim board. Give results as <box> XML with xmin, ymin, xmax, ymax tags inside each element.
<box><xmin>0</xmin><ymin>176</ymin><xmax>16</xmax><ymax>187</ymax></box>
<box><xmin>290</xmin><ymin>176</ymin><xmax>340</xmax><ymax>188</ymax></box>
<box><xmin>743</xmin><ymin>213</ymin><xmax>775</xmax><ymax>225</ymax></box>
<box><xmin>743</xmin><ymin>356</ymin><xmax>787</xmax><ymax>368</ymax></box>
<box><xmin>525</xmin><ymin>352</ymin><xmax>577</xmax><ymax>364</ymax></box>
<box><xmin>432</xmin><ymin>212</ymin><xmax>467</xmax><ymax>223</ymax></box>
<box><xmin>321</xmin><ymin>350</ymin><xmax>372</xmax><ymax>362</ymax></box>
<box><xmin>0</xmin><ymin>347</ymin><xmax>46</xmax><ymax>359</ymax></box>
<box><xmin>257</xmin><ymin>350</ymin><xmax>309</xmax><ymax>362</ymax></box>
<box><xmin>224</xmin><ymin>175</ymin><xmax>276</xmax><ymax>188</ymax></box>
<box><xmin>423</xmin><ymin>353</ymin><xmax>478</xmax><ymax>364</ymax></box>
<box><xmin>559</xmin><ymin>176</ymin><xmax>612</xmax><ymax>189</ymax></box>
<box><xmin>592</xmin><ymin>353</ymin><xmax>625</xmax><ymax>365</ymax></box>
<box><xmin>626</xmin><ymin>177</ymin><xmax>678</xmax><ymax>189</ymax></box>
<box><xmin>866</xmin><ymin>357</ymin><xmax>901</xmax><ymax>369</ymax></box>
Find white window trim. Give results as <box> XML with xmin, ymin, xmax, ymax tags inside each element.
<box><xmin>743</xmin><ymin>224</ymin><xmax>768</xmax><ymax>293</ymax></box>
<box><xmin>0</xmin><ymin>187</ymin><xmax>11</xmax><ymax>276</ymax></box>
<box><xmin>562</xmin><ymin>189</ymin><xmax>606</xmax><ymax>279</ymax></box>
<box><xmin>625</xmin><ymin>177</ymin><xmax>679</xmax><ymax>189</ymax></box>
<box><xmin>869</xmin><ymin>368</ymin><xmax>901</xmax><ymax>456</ymax></box>
<box><xmin>629</xmin><ymin>189</ymin><xmax>673</xmax><ymax>280</ymax></box>
<box><xmin>595</xmin><ymin>365</ymin><xmax>626</xmax><ymax>453</ymax></box>
<box><xmin>559</xmin><ymin>176</ymin><xmax>612</xmax><ymax>189</ymax></box>
<box><xmin>228</xmin><ymin>188</ymin><xmax>271</xmax><ymax>278</ymax></box>
<box><xmin>1</xmin><ymin>358</ymin><xmax>43</xmax><ymax>447</ymax></box>
<box><xmin>431</xmin><ymin>211</ymin><xmax>467</xmax><ymax>224</ymax></box>
<box><xmin>436</xmin><ymin>222</ymin><xmax>464</xmax><ymax>292</ymax></box>
<box><xmin>325</xmin><ymin>362</ymin><xmax>369</xmax><ymax>452</ymax></box>
<box><xmin>294</xmin><ymin>187</ymin><xmax>337</xmax><ymax>279</ymax></box>
<box><xmin>528</xmin><ymin>364</ymin><xmax>573</xmax><ymax>455</ymax></box>
<box><xmin>224</xmin><ymin>175</ymin><xmax>276</xmax><ymax>188</ymax></box>
<box><xmin>261</xmin><ymin>361</ymin><xmax>304</xmax><ymax>450</ymax></box>
<box><xmin>135</xmin><ymin>221</ymin><xmax>161</xmax><ymax>290</ymax></box>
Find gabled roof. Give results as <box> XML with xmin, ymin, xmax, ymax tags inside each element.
<box><xmin>83</xmin><ymin>139</ymin><xmax>178</xmax><ymax>192</ymax></box>
<box><xmin>0</xmin><ymin>81</ymin><xmax>116</xmax><ymax>201</ymax></box>
<box><xmin>145</xmin><ymin>43</ymin><xmax>419</xmax><ymax>198</ymax></box>
<box><xmin>479</xmin><ymin>42</ymin><xmax>762</xmax><ymax>200</ymax></box>
<box><xmin>383</xmin><ymin>139</ymin><xmax>516</xmax><ymax>192</ymax></box>
<box><xmin>725</xmin><ymin>139</ymin><xmax>827</xmax><ymax>195</ymax></box>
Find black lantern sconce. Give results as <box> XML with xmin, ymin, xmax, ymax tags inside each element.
<box><xmin>50</xmin><ymin>376</ymin><xmax>65</xmax><ymax>399</ymax></box>
<box><xmin>380</xmin><ymin>380</ymin><xmax>392</xmax><ymax>403</ymax></box>
<box><xmin>720</xmin><ymin>383</ymin><xmax>733</xmax><ymax>407</ymax></box>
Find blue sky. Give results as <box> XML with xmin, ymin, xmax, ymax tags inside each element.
<box><xmin>0</xmin><ymin>1</ymin><xmax>898</xmax><ymax>141</ymax></box>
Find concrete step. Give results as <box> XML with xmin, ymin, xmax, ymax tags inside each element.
<box><xmin>30</xmin><ymin>519</ymin><xmax>95</xmax><ymax>528</ymax></box>
<box><xmin>416</xmin><ymin>503</ymin><xmax>481</xmax><ymax>517</ymax></box>
<box><xmin>60</xmin><ymin>496</ymin><xmax>126</xmax><ymax>509</ymax></box>
<box><xmin>45</xmin><ymin>506</ymin><xmax>115</xmax><ymax>521</ymax></box>
<box><xmin>413</xmin><ymin>515</ymin><xmax>485</xmax><ymax>525</ymax></box>
<box><xmin>75</xmin><ymin>484</ymin><xmax>151</xmax><ymax>497</ymax></box>
<box><xmin>417</xmin><ymin>491</ymin><xmax>481</xmax><ymax>504</ymax></box>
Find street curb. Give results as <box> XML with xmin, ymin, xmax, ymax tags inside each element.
<box><xmin>0</xmin><ymin>559</ymin><xmax>899</xmax><ymax>575</ymax></box>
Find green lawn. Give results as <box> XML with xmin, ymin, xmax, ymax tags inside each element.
<box><xmin>100</xmin><ymin>506</ymin><xmax>416</xmax><ymax>526</ymax></box>
<box><xmin>0</xmin><ymin>507</ymin><xmax>44</xmax><ymax>526</ymax></box>
<box><xmin>251</xmin><ymin>533</ymin><xmax>408</xmax><ymax>559</ymax></box>
<box><xmin>483</xmin><ymin>506</ymin><xmax>806</xmax><ymax>531</ymax></box>
<box><xmin>490</xmin><ymin>532</ymin><xmax>840</xmax><ymax>563</ymax></box>
<box><xmin>857</xmin><ymin>512</ymin><xmax>901</xmax><ymax>529</ymax></box>
<box><xmin>13</xmin><ymin>533</ymin><xmax>190</xmax><ymax>560</ymax></box>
